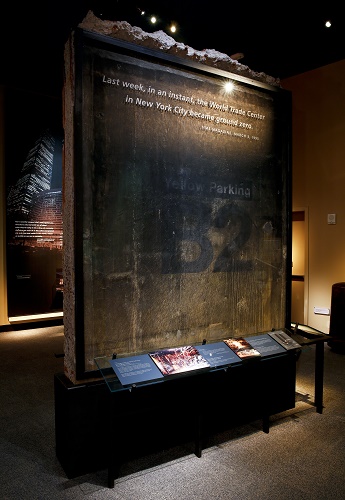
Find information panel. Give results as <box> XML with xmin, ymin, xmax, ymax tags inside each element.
<box><xmin>109</xmin><ymin>354</ymin><xmax>164</xmax><ymax>386</ymax></box>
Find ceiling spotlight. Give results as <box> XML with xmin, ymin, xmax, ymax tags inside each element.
<box><xmin>150</xmin><ymin>16</ymin><xmax>157</xmax><ymax>24</ymax></box>
<box><xmin>170</xmin><ymin>24</ymin><xmax>177</xmax><ymax>34</ymax></box>
<box><xmin>325</xmin><ymin>20</ymin><xmax>331</xmax><ymax>28</ymax></box>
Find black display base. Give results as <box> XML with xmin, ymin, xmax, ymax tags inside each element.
<box><xmin>54</xmin><ymin>374</ymin><xmax>109</xmax><ymax>478</ymax></box>
<box><xmin>54</xmin><ymin>352</ymin><xmax>297</xmax><ymax>481</ymax></box>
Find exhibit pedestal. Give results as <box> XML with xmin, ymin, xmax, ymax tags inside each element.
<box><xmin>55</xmin><ymin>342</ymin><xmax>298</xmax><ymax>485</ymax></box>
<box><xmin>55</xmin><ymin>328</ymin><xmax>331</xmax><ymax>486</ymax></box>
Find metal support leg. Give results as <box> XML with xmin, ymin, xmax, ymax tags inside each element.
<box><xmin>195</xmin><ymin>412</ymin><xmax>202</xmax><ymax>458</ymax></box>
<box><xmin>107</xmin><ymin>394</ymin><xmax>122</xmax><ymax>488</ymax></box>
<box><xmin>315</xmin><ymin>341</ymin><xmax>325</xmax><ymax>414</ymax></box>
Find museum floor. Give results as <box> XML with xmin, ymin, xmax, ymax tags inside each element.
<box><xmin>1</xmin><ymin>324</ymin><xmax>345</xmax><ymax>500</ymax></box>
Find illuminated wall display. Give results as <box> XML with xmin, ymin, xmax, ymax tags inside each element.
<box><xmin>65</xmin><ymin>29</ymin><xmax>291</xmax><ymax>380</ymax></box>
<box><xmin>5</xmin><ymin>89</ymin><xmax>63</xmax><ymax>317</ymax></box>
